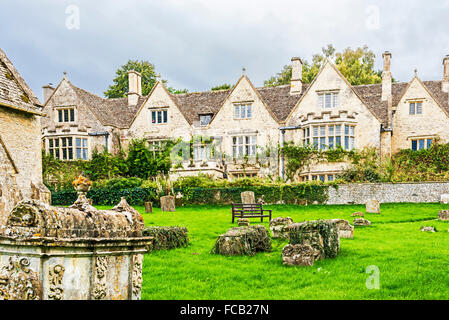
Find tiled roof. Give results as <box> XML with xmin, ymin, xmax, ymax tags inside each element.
<box><xmin>169</xmin><ymin>89</ymin><xmax>230</xmax><ymax>125</ymax></box>
<box><xmin>0</xmin><ymin>48</ymin><xmax>42</xmax><ymax>115</ymax></box>
<box><xmin>68</xmin><ymin>82</ymin><xmax>145</xmax><ymax>128</ymax></box>
<box><xmin>422</xmin><ymin>80</ymin><xmax>449</xmax><ymax>115</ymax></box>
<box><xmin>256</xmin><ymin>84</ymin><xmax>309</xmax><ymax>122</ymax></box>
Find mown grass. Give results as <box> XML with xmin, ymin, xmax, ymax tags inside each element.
<box><xmin>98</xmin><ymin>203</ymin><xmax>449</xmax><ymax>300</ymax></box>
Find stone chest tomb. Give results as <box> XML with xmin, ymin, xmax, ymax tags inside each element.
<box><xmin>0</xmin><ymin>196</ymin><xmax>152</xmax><ymax>300</ymax></box>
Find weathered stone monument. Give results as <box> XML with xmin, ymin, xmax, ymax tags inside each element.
<box><xmin>160</xmin><ymin>195</ymin><xmax>175</xmax><ymax>212</ymax></box>
<box><xmin>145</xmin><ymin>201</ymin><xmax>153</xmax><ymax>213</ymax></box>
<box><xmin>282</xmin><ymin>244</ymin><xmax>315</xmax><ymax>267</ymax></box>
<box><xmin>0</xmin><ymin>194</ymin><xmax>152</xmax><ymax>300</ymax></box>
<box><xmin>329</xmin><ymin>219</ymin><xmax>354</xmax><ymax>239</ymax></box>
<box><xmin>237</xmin><ymin>218</ymin><xmax>250</xmax><ymax>227</ymax></box>
<box><xmin>241</xmin><ymin>191</ymin><xmax>255</xmax><ymax>203</ymax></box>
<box><xmin>269</xmin><ymin>217</ymin><xmax>294</xmax><ymax>239</ymax></box>
<box><xmin>286</xmin><ymin>220</ymin><xmax>340</xmax><ymax>260</ymax></box>
<box><xmin>438</xmin><ymin>210</ymin><xmax>449</xmax><ymax>221</ymax></box>
<box><xmin>211</xmin><ymin>225</ymin><xmax>271</xmax><ymax>256</ymax></box>
<box><xmin>365</xmin><ymin>199</ymin><xmax>380</xmax><ymax>214</ymax></box>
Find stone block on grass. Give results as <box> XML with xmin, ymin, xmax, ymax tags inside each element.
<box><xmin>353</xmin><ymin>218</ymin><xmax>371</xmax><ymax>226</ymax></box>
<box><xmin>282</xmin><ymin>244</ymin><xmax>315</xmax><ymax>267</ymax></box>
<box><xmin>211</xmin><ymin>225</ymin><xmax>271</xmax><ymax>256</ymax></box>
<box><xmin>269</xmin><ymin>217</ymin><xmax>294</xmax><ymax>239</ymax></box>
<box><xmin>241</xmin><ymin>191</ymin><xmax>255</xmax><ymax>204</ymax></box>
<box><xmin>441</xmin><ymin>194</ymin><xmax>449</xmax><ymax>204</ymax></box>
<box><xmin>438</xmin><ymin>210</ymin><xmax>449</xmax><ymax>221</ymax></box>
<box><xmin>160</xmin><ymin>195</ymin><xmax>176</xmax><ymax>212</ymax></box>
<box><xmin>237</xmin><ymin>218</ymin><xmax>250</xmax><ymax>227</ymax></box>
<box><xmin>329</xmin><ymin>219</ymin><xmax>354</xmax><ymax>239</ymax></box>
<box><xmin>286</xmin><ymin>220</ymin><xmax>340</xmax><ymax>260</ymax></box>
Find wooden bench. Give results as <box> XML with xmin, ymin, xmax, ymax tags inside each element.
<box><xmin>231</xmin><ymin>203</ymin><xmax>272</xmax><ymax>223</ymax></box>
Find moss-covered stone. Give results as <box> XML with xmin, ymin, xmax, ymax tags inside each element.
<box><xmin>287</xmin><ymin>220</ymin><xmax>340</xmax><ymax>260</ymax></box>
<box><xmin>142</xmin><ymin>226</ymin><xmax>189</xmax><ymax>251</ymax></box>
<box><xmin>211</xmin><ymin>225</ymin><xmax>271</xmax><ymax>256</ymax></box>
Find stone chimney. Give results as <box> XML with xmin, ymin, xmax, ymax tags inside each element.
<box><xmin>42</xmin><ymin>84</ymin><xmax>55</xmax><ymax>104</ymax></box>
<box><xmin>381</xmin><ymin>51</ymin><xmax>393</xmax><ymax>128</ymax></box>
<box><xmin>290</xmin><ymin>57</ymin><xmax>303</xmax><ymax>95</ymax></box>
<box><xmin>442</xmin><ymin>55</ymin><xmax>449</xmax><ymax>93</ymax></box>
<box><xmin>128</xmin><ymin>70</ymin><xmax>142</xmax><ymax>106</ymax></box>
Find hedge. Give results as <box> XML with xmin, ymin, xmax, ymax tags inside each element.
<box><xmin>51</xmin><ymin>184</ymin><xmax>330</xmax><ymax>206</ymax></box>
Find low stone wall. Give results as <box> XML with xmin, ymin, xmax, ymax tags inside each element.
<box><xmin>327</xmin><ymin>182</ymin><xmax>449</xmax><ymax>204</ymax></box>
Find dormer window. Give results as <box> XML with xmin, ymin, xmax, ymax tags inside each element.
<box><xmin>151</xmin><ymin>109</ymin><xmax>168</xmax><ymax>124</ymax></box>
<box><xmin>57</xmin><ymin>108</ymin><xmax>75</xmax><ymax>123</ymax></box>
<box><xmin>234</xmin><ymin>103</ymin><xmax>252</xmax><ymax>119</ymax></box>
<box><xmin>199</xmin><ymin>114</ymin><xmax>212</xmax><ymax>126</ymax></box>
<box><xmin>318</xmin><ymin>92</ymin><xmax>339</xmax><ymax>109</ymax></box>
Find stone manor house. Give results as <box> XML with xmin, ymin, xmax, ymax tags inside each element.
<box><xmin>41</xmin><ymin>52</ymin><xmax>449</xmax><ymax>181</ymax></box>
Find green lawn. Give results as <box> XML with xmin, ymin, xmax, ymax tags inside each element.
<box><xmin>99</xmin><ymin>203</ymin><xmax>449</xmax><ymax>300</ymax></box>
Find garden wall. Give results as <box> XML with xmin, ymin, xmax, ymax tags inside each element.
<box><xmin>327</xmin><ymin>182</ymin><xmax>449</xmax><ymax>204</ymax></box>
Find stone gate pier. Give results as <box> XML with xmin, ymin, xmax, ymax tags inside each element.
<box><xmin>0</xmin><ymin>196</ymin><xmax>152</xmax><ymax>300</ymax></box>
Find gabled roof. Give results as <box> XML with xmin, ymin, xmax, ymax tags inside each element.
<box><xmin>67</xmin><ymin>81</ymin><xmax>146</xmax><ymax>128</ymax></box>
<box><xmin>422</xmin><ymin>80</ymin><xmax>449</xmax><ymax>114</ymax></box>
<box><xmin>0</xmin><ymin>48</ymin><xmax>42</xmax><ymax>115</ymax></box>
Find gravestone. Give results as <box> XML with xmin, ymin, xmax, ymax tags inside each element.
<box><xmin>269</xmin><ymin>217</ymin><xmax>294</xmax><ymax>239</ymax></box>
<box><xmin>237</xmin><ymin>218</ymin><xmax>250</xmax><ymax>227</ymax></box>
<box><xmin>160</xmin><ymin>195</ymin><xmax>175</xmax><ymax>212</ymax></box>
<box><xmin>241</xmin><ymin>191</ymin><xmax>255</xmax><ymax>203</ymax></box>
<box><xmin>351</xmin><ymin>212</ymin><xmax>364</xmax><ymax>217</ymax></box>
<box><xmin>421</xmin><ymin>226</ymin><xmax>436</xmax><ymax>232</ymax></box>
<box><xmin>439</xmin><ymin>210</ymin><xmax>449</xmax><ymax>221</ymax></box>
<box><xmin>365</xmin><ymin>199</ymin><xmax>380</xmax><ymax>214</ymax></box>
<box><xmin>282</xmin><ymin>244</ymin><xmax>315</xmax><ymax>267</ymax></box>
<box><xmin>144</xmin><ymin>202</ymin><xmax>153</xmax><ymax>213</ymax></box>
<box><xmin>441</xmin><ymin>194</ymin><xmax>449</xmax><ymax>204</ymax></box>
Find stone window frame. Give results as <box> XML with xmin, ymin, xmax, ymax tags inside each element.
<box><xmin>408</xmin><ymin>100</ymin><xmax>424</xmax><ymax>115</ymax></box>
<box><xmin>55</xmin><ymin>106</ymin><xmax>76</xmax><ymax>123</ymax></box>
<box><xmin>409</xmin><ymin>136</ymin><xmax>435</xmax><ymax>151</ymax></box>
<box><xmin>302</xmin><ymin>122</ymin><xmax>355</xmax><ymax>151</ymax></box>
<box><xmin>147</xmin><ymin>139</ymin><xmax>169</xmax><ymax>156</ymax></box>
<box><xmin>301</xmin><ymin>173</ymin><xmax>337</xmax><ymax>182</ymax></box>
<box><xmin>150</xmin><ymin>107</ymin><xmax>168</xmax><ymax>125</ymax></box>
<box><xmin>233</xmin><ymin>102</ymin><xmax>253</xmax><ymax>120</ymax></box>
<box><xmin>231</xmin><ymin>134</ymin><xmax>257</xmax><ymax>159</ymax></box>
<box><xmin>46</xmin><ymin>135</ymin><xmax>89</xmax><ymax>161</ymax></box>
<box><xmin>199</xmin><ymin>114</ymin><xmax>212</xmax><ymax>126</ymax></box>
<box><xmin>317</xmin><ymin>90</ymin><xmax>340</xmax><ymax>109</ymax></box>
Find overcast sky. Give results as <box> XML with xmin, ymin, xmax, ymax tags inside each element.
<box><xmin>1</xmin><ymin>0</ymin><xmax>449</xmax><ymax>102</ymax></box>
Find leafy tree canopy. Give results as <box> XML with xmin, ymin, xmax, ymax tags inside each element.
<box><xmin>211</xmin><ymin>84</ymin><xmax>233</xmax><ymax>91</ymax></box>
<box><xmin>104</xmin><ymin>60</ymin><xmax>188</xmax><ymax>98</ymax></box>
<box><xmin>264</xmin><ymin>44</ymin><xmax>389</xmax><ymax>87</ymax></box>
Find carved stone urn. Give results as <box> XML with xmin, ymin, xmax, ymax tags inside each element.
<box><xmin>72</xmin><ymin>175</ymin><xmax>92</xmax><ymax>196</ymax></box>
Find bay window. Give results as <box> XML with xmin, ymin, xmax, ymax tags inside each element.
<box><xmin>232</xmin><ymin>135</ymin><xmax>257</xmax><ymax>158</ymax></box>
<box><xmin>303</xmin><ymin>123</ymin><xmax>355</xmax><ymax>151</ymax></box>
<box><xmin>47</xmin><ymin>136</ymin><xmax>88</xmax><ymax>160</ymax></box>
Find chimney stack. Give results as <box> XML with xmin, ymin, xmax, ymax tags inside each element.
<box><xmin>128</xmin><ymin>70</ymin><xmax>142</xmax><ymax>106</ymax></box>
<box><xmin>442</xmin><ymin>55</ymin><xmax>449</xmax><ymax>93</ymax></box>
<box><xmin>381</xmin><ymin>51</ymin><xmax>393</xmax><ymax>128</ymax></box>
<box><xmin>42</xmin><ymin>84</ymin><xmax>55</xmax><ymax>105</ymax></box>
<box><xmin>290</xmin><ymin>57</ymin><xmax>303</xmax><ymax>95</ymax></box>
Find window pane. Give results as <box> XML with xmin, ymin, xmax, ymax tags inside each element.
<box><xmin>234</xmin><ymin>106</ymin><xmax>240</xmax><ymax>118</ymax></box>
<box><xmin>251</xmin><ymin>136</ymin><xmax>256</xmax><ymax>144</ymax></box>
<box><xmin>233</xmin><ymin>137</ymin><xmax>237</xmax><ymax>145</ymax></box>
<box><xmin>76</xmin><ymin>148</ymin><xmax>81</xmax><ymax>159</ymax></box>
<box><xmin>410</xmin><ymin>103</ymin><xmax>415</xmax><ymax>115</ymax></box>
<box><xmin>55</xmin><ymin>149</ymin><xmax>60</xmax><ymax>159</ymax></box>
<box><xmin>68</xmin><ymin>138</ymin><xmax>72</xmax><ymax>146</ymax></box>
<box><xmin>350</xmin><ymin>126</ymin><xmax>354</xmax><ymax>136</ymax></box>
<box><xmin>82</xmin><ymin>139</ymin><xmax>87</xmax><ymax>147</ymax></box>
<box><xmin>320</xmin><ymin>126</ymin><xmax>326</xmax><ymax>136</ymax></box>
<box><xmin>64</xmin><ymin>109</ymin><xmax>69</xmax><ymax>122</ymax></box>
<box><xmin>333</xmin><ymin>94</ymin><xmax>339</xmax><ymax>107</ymax></box>
<box><xmin>328</xmin><ymin>137</ymin><xmax>334</xmax><ymax>149</ymax></box>
<box><xmin>62</xmin><ymin>149</ymin><xmax>67</xmax><ymax>160</ymax></box>
<box><xmin>233</xmin><ymin>146</ymin><xmax>237</xmax><ymax>157</ymax></box>
<box><xmin>247</xmin><ymin>105</ymin><xmax>252</xmax><ymax>118</ymax></box>
<box><xmin>320</xmin><ymin>137</ymin><xmax>326</xmax><ymax>150</ymax></box>
<box><xmin>417</xmin><ymin>103</ymin><xmax>422</xmax><ymax>114</ymax></box>
<box><xmin>336</xmin><ymin>136</ymin><xmax>341</xmax><ymax>147</ymax></box>
<box><xmin>319</xmin><ymin>175</ymin><xmax>325</xmax><ymax>182</ymax></box>
<box><xmin>55</xmin><ymin>139</ymin><xmax>59</xmax><ymax>147</ymax></box>
<box><xmin>157</xmin><ymin>111</ymin><xmax>162</xmax><ymax>123</ymax></box>
<box><xmin>345</xmin><ymin>136</ymin><xmax>350</xmax><ymax>150</ymax></box>
<box><xmin>313</xmin><ymin>138</ymin><xmax>318</xmax><ymax>149</ymax></box>
<box><xmin>328</xmin><ymin>126</ymin><xmax>334</xmax><ymax>135</ymax></box>
<box><xmin>163</xmin><ymin>110</ymin><xmax>168</xmax><ymax>123</ymax></box>
<box><xmin>76</xmin><ymin>138</ymin><xmax>81</xmax><ymax>147</ymax></box>
<box><xmin>335</xmin><ymin>125</ymin><xmax>341</xmax><ymax>135</ymax></box>
<box><xmin>345</xmin><ymin>125</ymin><xmax>349</xmax><ymax>135</ymax></box>
<box><xmin>427</xmin><ymin>139</ymin><xmax>432</xmax><ymax>149</ymax></box>
<box><xmin>313</xmin><ymin>126</ymin><xmax>318</xmax><ymax>137</ymax></box>
<box><xmin>152</xmin><ymin>111</ymin><xmax>156</xmax><ymax>123</ymax></box>
<box><xmin>245</xmin><ymin>136</ymin><xmax>250</xmax><ymax>144</ymax></box>
<box><xmin>350</xmin><ymin>137</ymin><xmax>354</xmax><ymax>150</ymax></box>
<box><xmin>238</xmin><ymin>146</ymin><xmax>243</xmax><ymax>155</ymax></box>
<box><xmin>62</xmin><ymin>138</ymin><xmax>66</xmax><ymax>147</ymax></box>
<box><xmin>58</xmin><ymin>110</ymin><xmax>63</xmax><ymax>122</ymax></box>
<box><xmin>318</xmin><ymin>94</ymin><xmax>324</xmax><ymax>108</ymax></box>
<box><xmin>49</xmin><ymin>139</ymin><xmax>53</xmax><ymax>148</ymax></box>
<box><xmin>411</xmin><ymin>140</ymin><xmax>417</xmax><ymax>151</ymax></box>
<box><xmin>238</xmin><ymin>136</ymin><xmax>243</xmax><ymax>144</ymax></box>
<box><xmin>328</xmin><ymin>175</ymin><xmax>334</xmax><ymax>182</ymax></box>
<box><xmin>325</xmin><ymin>93</ymin><xmax>332</xmax><ymax>108</ymax></box>
<box><xmin>70</xmin><ymin>109</ymin><xmax>75</xmax><ymax>122</ymax></box>
<box><xmin>82</xmin><ymin>149</ymin><xmax>87</xmax><ymax>160</ymax></box>
<box><xmin>419</xmin><ymin>139</ymin><xmax>425</xmax><ymax>150</ymax></box>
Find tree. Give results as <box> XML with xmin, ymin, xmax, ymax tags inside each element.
<box><xmin>211</xmin><ymin>84</ymin><xmax>233</xmax><ymax>91</ymax></box>
<box><xmin>104</xmin><ymin>60</ymin><xmax>188</xmax><ymax>98</ymax></box>
<box><xmin>104</xmin><ymin>60</ymin><xmax>158</xmax><ymax>98</ymax></box>
<box><xmin>264</xmin><ymin>44</ymin><xmax>385</xmax><ymax>87</ymax></box>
